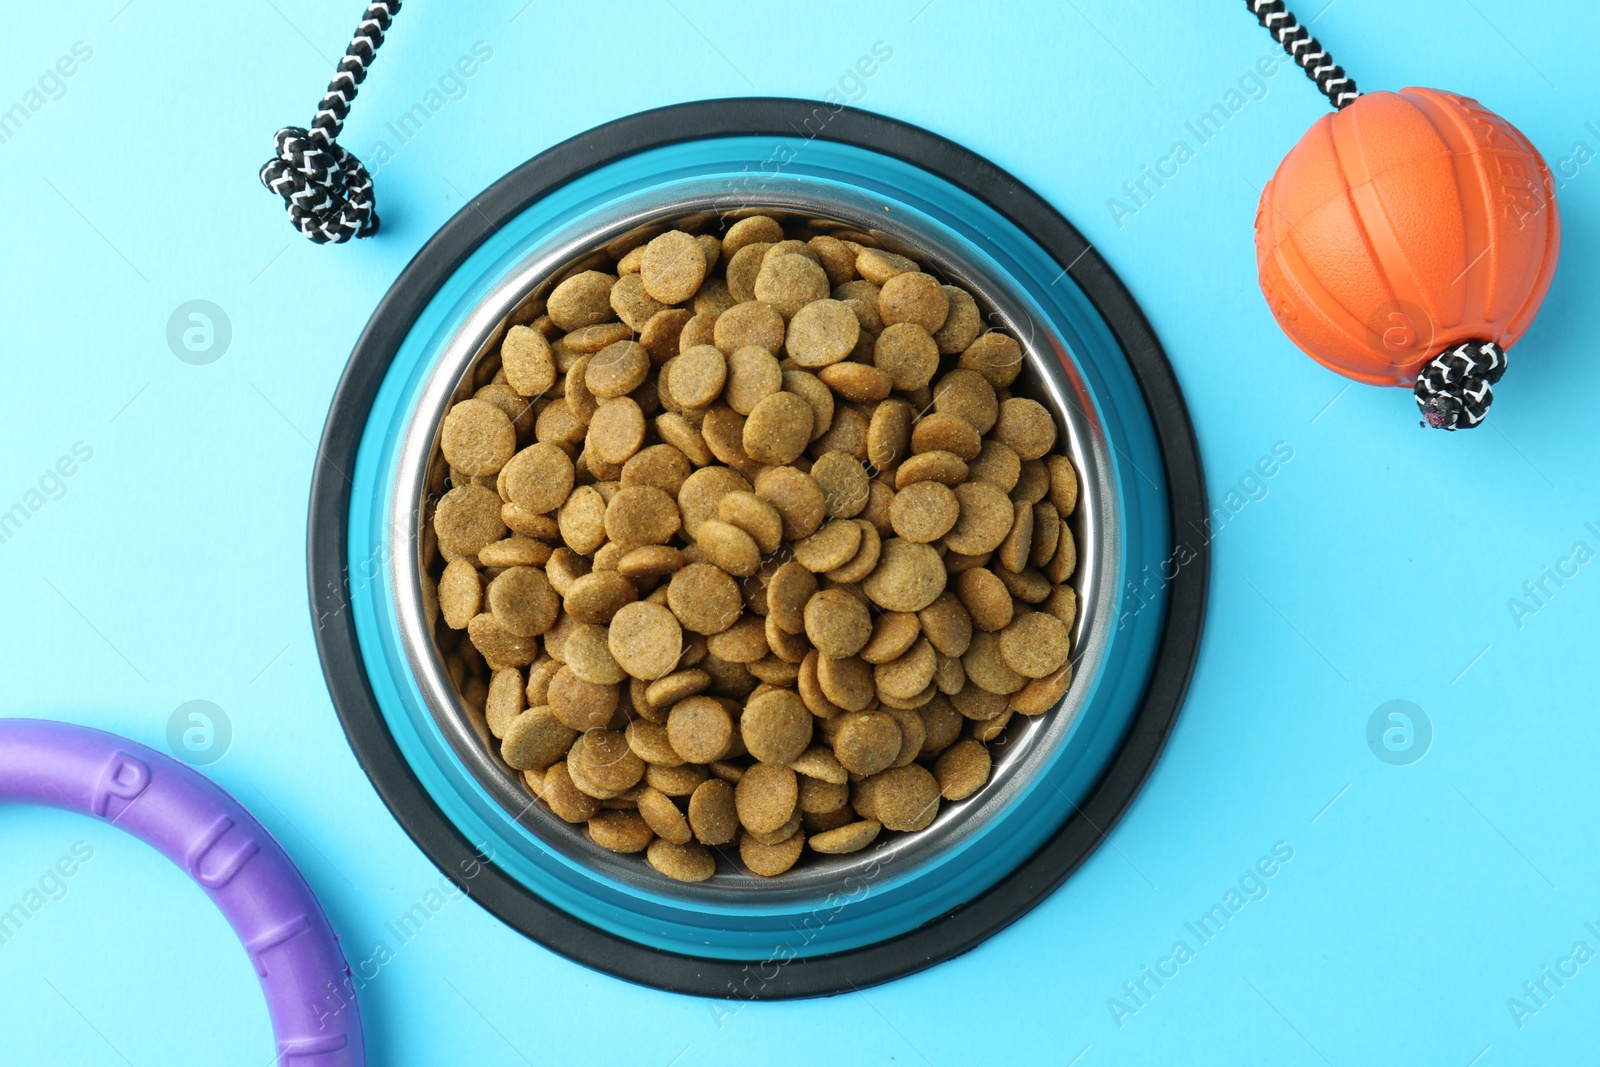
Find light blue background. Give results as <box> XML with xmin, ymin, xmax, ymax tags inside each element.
<box><xmin>1</xmin><ymin>2</ymin><xmax>1595</xmax><ymax>1063</ymax></box>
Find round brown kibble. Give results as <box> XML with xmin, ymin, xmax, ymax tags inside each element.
<box><xmin>706</xmin><ymin>615</ymin><xmax>768</xmax><ymax>663</ymax></box>
<box><xmin>955</xmin><ymin>567</ymin><xmax>1014</xmax><ymax>632</ymax></box>
<box><xmin>944</xmin><ymin>481</ymin><xmax>1014</xmax><ymax>555</ymax></box>
<box><xmin>862</xmin><ymin>538</ymin><xmax>946</xmax><ymax>612</ymax></box>
<box><xmin>562</xmin><ymin>570</ymin><xmax>636</xmax><ymax>624</ymax></box>
<box><xmin>741</xmin><ymin>689</ymin><xmax>813</xmax><ymax>764</ymax></box>
<box><xmin>894</xmin><ymin>451</ymin><xmax>968</xmax><ymax>489</ymax></box>
<box><xmin>808</xmin><ymin>820</ymin><xmax>881</xmax><ymax>854</ymax></box>
<box><xmin>547</xmin><ymin>665</ymin><xmax>618</xmax><ymax>730</ymax></box>
<box><xmin>587</xmin><ymin>397</ymin><xmax>646</xmax><ymax>465</ymax></box>
<box><xmin>754</xmin><ymin>466</ymin><xmax>827</xmax><ymax>540</ymax></box>
<box><xmin>856</xmin><ymin>247</ymin><xmax>918</xmax><ymax>284</ymax></box>
<box><xmin>713</xmin><ymin>300</ymin><xmax>785</xmax><ymax>356</ymax></box>
<box><xmin>959</xmin><ymin>331</ymin><xmax>1024</xmax><ymax>387</ymax></box>
<box><xmin>740</xmin><ymin>830</ymin><xmax>805</xmax><ymax>876</ymax></box>
<box><xmin>765</xmin><ymin>561</ymin><xmax>818</xmax><ymax>634</ymax></box>
<box><xmin>586</xmin><ymin>340</ymin><xmax>649</xmax><ymax>398</ymax></box>
<box><xmin>1048</xmin><ymin>455</ymin><xmax>1079</xmax><ymax>516</ymax></box>
<box><xmin>623</xmin><ymin>444</ymin><xmax>693</xmax><ymax>498</ymax></box>
<box><xmin>438</xmin><ymin>559</ymin><xmax>481</xmax><ymax>630</ymax></box>
<box><xmin>604</xmin><ymin>484</ymin><xmax>681</xmax><ymax>548</ymax></box>
<box><xmin>487</xmin><ymin>566</ymin><xmax>559</xmax><ymax>636</ymax></box>
<box><xmin>878</xmin><ymin>272</ymin><xmax>948</xmax><ymax>333</ymax></box>
<box><xmin>723</xmin><ymin>215</ymin><xmax>783</xmax><ymax>256</ymax></box>
<box><xmin>588</xmin><ymin>810</ymin><xmax>654</xmax><ymax>853</ymax></box>
<box><xmin>834</xmin><ymin>711</ymin><xmax>902</xmax><ymax>777</ymax></box>
<box><xmin>647</xmin><ymin>838</ymin><xmax>716</xmax><ymax>882</ymax></box>
<box><xmin>911</xmin><ymin>413</ymin><xmax>982</xmax><ymax>462</ymax></box>
<box><xmin>782</xmin><ymin>370</ymin><xmax>834</xmax><ymax>442</ymax></box>
<box><xmin>726</xmin><ymin>242</ymin><xmax>771</xmax><ymax>302</ymax></box>
<box><xmin>687</xmin><ymin>778</ymin><xmax>739</xmax><ymax>845</ymax></box>
<box><xmin>500</xmin><ymin>325</ymin><xmax>557</xmax><ymax>397</ymax></box>
<box><xmin>695</xmin><ymin>519</ymin><xmax>761</xmax><ymax>577</ymax></box>
<box><xmin>743</xmin><ymin>392</ymin><xmax>814</xmax><ymax>465</ymax></box>
<box><xmin>717</xmin><ymin>491</ymin><xmax>783</xmax><ymax>555</ymax></box>
<box><xmin>755</xmin><ymin>253</ymin><xmax>831</xmax><ymax>319</ymax></box>
<box><xmin>609</xmin><ymin>272</ymin><xmax>670</xmax><ymax>331</ymax></box>
<box><xmin>677</xmin><ymin>465</ymin><xmax>752</xmax><ymax>538</ymax></box>
<box><xmin>816</xmin><ymin>652</ymin><xmax>874</xmax><ymax>712</ymax></box>
<box><xmin>794</xmin><ymin>519</ymin><xmax>862</xmax><ymax>573</ymax></box>
<box><xmin>500</xmin><ymin>707</ymin><xmax>577</xmax><ymax>771</ymax></box>
<box><xmin>804</xmin><ymin>588</ymin><xmax>873</xmax><ymax>659</ymax></box>
<box><xmin>932</xmin><ymin>369</ymin><xmax>998</xmax><ymax>434</ymax></box>
<box><xmin>868</xmin><ymin>764</ymin><xmax>941</xmax><ymax>831</ymax></box>
<box><xmin>734</xmin><ymin>763</ymin><xmax>798</xmax><ymax>834</ymax></box>
<box><xmin>724</xmin><ymin>345</ymin><xmax>782</xmax><ymax>415</ymax></box>
<box><xmin>575</xmin><ymin>729</ymin><xmax>646</xmax><ymax>793</ymax></box>
<box><xmin>861</xmin><ymin>611</ymin><xmax>921</xmax><ymax>665</ymax></box>
<box><xmin>818</xmin><ymin>361</ymin><xmax>893</xmax><ymax>403</ymax></box>
<box><xmin>963</xmin><ymin>631</ymin><xmax>1026</xmax><ymax>695</ymax></box>
<box><xmin>637</xmin><ymin>787</ymin><xmax>693</xmax><ymax>845</ymax></box>
<box><xmin>609</xmin><ymin>600</ymin><xmax>684</xmax><ymax>680</ymax></box>
<box><xmin>667</xmin><ymin>695</ymin><xmax>735</xmax><ymax>763</ymax></box>
<box><xmin>876</xmin><ymin>638</ymin><xmax>936</xmax><ymax>702</ymax></box>
<box><xmin>640</xmin><ymin>231</ymin><xmax>708</xmax><ymax>304</ymax></box>
<box><xmin>435</xmin><ymin>484</ymin><xmax>506</xmax><ymax>556</ymax></box>
<box><xmin>996</xmin><ymin>500</ymin><xmax>1035</xmax><ymax>574</ymax></box>
<box><xmin>889</xmin><ymin>480</ymin><xmax>959</xmax><ymax>543</ymax></box>
<box><xmin>667</xmin><ymin>562</ymin><xmax>743</xmax><ymax>634</ymax></box>
<box><xmin>626</xmin><ymin>720</ymin><xmax>684</xmax><ymax>766</ymax></box>
<box><xmin>541</xmin><ymin>763</ymin><xmax>600</xmax><ymax>823</ymax></box>
<box><xmin>994</xmin><ymin>397</ymin><xmax>1057</xmax><ymax>460</ymax></box>
<box><xmin>918</xmin><ymin>591</ymin><xmax>973</xmax><ymax>657</ymax></box>
<box><xmin>934</xmin><ymin>740</ymin><xmax>991</xmax><ymax>800</ymax></box>
<box><xmin>967</xmin><ymin>439</ymin><xmax>1020</xmax><ymax>492</ymax></box>
<box><xmin>871</xmin><ymin>322</ymin><xmax>940</xmax><ymax>392</ymax></box>
<box><xmin>1011</xmin><ymin>662</ymin><xmax>1072</xmax><ymax>715</ymax></box>
<box><xmin>667</xmin><ymin>347</ymin><xmax>725</xmax><ymax>412</ymax></box>
<box><xmin>932</xmin><ymin>286</ymin><xmax>982</xmax><ymax>354</ymax></box>
<box><xmin>547</xmin><ymin>271</ymin><xmax>615</xmax><ymax>331</ymax></box>
<box><xmin>998</xmin><ymin>612</ymin><xmax>1070</xmax><ymax>678</ymax></box>
<box><xmin>785</xmin><ymin>299</ymin><xmax>860</xmax><ymax>368</ymax></box>
<box><xmin>810</xmin><ymin>450</ymin><xmax>869</xmax><ymax>518</ymax></box>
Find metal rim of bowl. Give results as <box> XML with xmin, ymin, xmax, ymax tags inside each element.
<box><xmin>308</xmin><ymin>98</ymin><xmax>1208</xmax><ymax>999</ymax></box>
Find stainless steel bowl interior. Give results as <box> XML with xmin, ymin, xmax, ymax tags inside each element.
<box><xmin>390</xmin><ymin>184</ymin><xmax>1117</xmax><ymax>905</ymax></box>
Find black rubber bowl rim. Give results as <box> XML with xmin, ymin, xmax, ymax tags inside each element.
<box><xmin>308</xmin><ymin>97</ymin><xmax>1207</xmax><ymax>1000</ymax></box>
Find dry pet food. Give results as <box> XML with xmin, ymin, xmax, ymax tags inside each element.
<box><xmin>422</xmin><ymin>212</ymin><xmax>1082</xmax><ymax>882</ymax></box>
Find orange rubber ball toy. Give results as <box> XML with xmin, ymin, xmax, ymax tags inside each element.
<box><xmin>1244</xmin><ymin>2</ymin><xmax>1561</xmax><ymax>429</ymax></box>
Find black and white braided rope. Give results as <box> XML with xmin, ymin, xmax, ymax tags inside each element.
<box><xmin>1414</xmin><ymin>341</ymin><xmax>1507</xmax><ymax>430</ymax></box>
<box><xmin>1245</xmin><ymin>0</ymin><xmax>1359</xmax><ymax>109</ymax></box>
<box><xmin>259</xmin><ymin>1</ymin><xmax>401</xmax><ymax>244</ymax></box>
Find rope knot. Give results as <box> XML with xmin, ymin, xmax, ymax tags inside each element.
<box><xmin>259</xmin><ymin>126</ymin><xmax>378</xmax><ymax>244</ymax></box>
<box><xmin>1413</xmin><ymin>341</ymin><xmax>1507</xmax><ymax>430</ymax></box>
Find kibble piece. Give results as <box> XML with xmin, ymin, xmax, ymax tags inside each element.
<box><xmin>608</xmin><ymin>600</ymin><xmax>684</xmax><ymax>680</ymax></box>
<box><xmin>943</xmin><ymin>482</ymin><xmax>1015</xmax><ymax>556</ymax></box>
<box><xmin>785</xmin><ymin>299</ymin><xmax>860</xmax><ymax>368</ymax></box>
<box><xmin>816</xmin><ymin>653</ymin><xmax>875</xmax><ymax>712</ymax></box>
<box><xmin>804</xmin><ymin>588</ymin><xmax>873</xmax><ymax>659</ymax></box>
<box><xmin>809</xmin><ymin>450</ymin><xmax>869</xmax><ymax>518</ymax></box>
<box><xmin>435</xmin><ymin>484</ymin><xmax>506</xmax><ymax>556</ymax></box>
<box><xmin>466</xmin><ymin>613</ymin><xmax>539</xmax><ymax>667</ymax></box>
<box><xmin>932</xmin><ymin>368</ymin><xmax>998</xmax><ymax>435</ymax></box>
<box><xmin>575</xmin><ymin>730</ymin><xmax>647</xmax><ymax>794</ymax></box>
<box><xmin>487</xmin><ymin>566</ymin><xmax>560</xmax><ymax>637</ymax></box>
<box><xmin>695</xmin><ymin>519</ymin><xmax>762</xmax><ymax>578</ymax></box>
<box><xmin>501</xmin><ymin>504</ymin><xmax>560</xmax><ymax>540</ymax></box>
<box><xmin>1045</xmin><ymin>521</ymin><xmax>1077</xmax><ymax>583</ymax></box>
<box><xmin>959</xmin><ymin>332</ymin><xmax>1023</xmax><ymax>387</ymax></box>
<box><xmin>669</xmin><ymin>345</ymin><xmax>727</xmax><ymax>409</ymax></box>
<box><xmin>869</xmin><ymin>322</ymin><xmax>940</xmax><ymax>392</ymax></box>
<box><xmin>500</xmin><ymin>706</ymin><xmax>577</xmax><ymax>770</ymax></box>
<box><xmin>809</xmin><ymin>820</ymin><xmax>881</xmax><ymax>854</ymax></box>
<box><xmin>781</xmin><ymin>370</ymin><xmax>834</xmax><ymax>444</ymax></box>
<box><xmin>1011</xmin><ymin>458</ymin><xmax>1051</xmax><ymax>505</ymax></box>
<box><xmin>562</xmin><ymin>571</ymin><xmax>636</xmax><ymax>624</ymax></box>
<box><xmin>1042</xmin><ymin>583</ymin><xmax>1077</xmax><ymax>631</ymax></box>
<box><xmin>621</xmin><ymin>444</ymin><xmax>693</xmax><ymax>499</ymax></box>
<box><xmin>678</xmin><ymin>465</ymin><xmax>753</xmax><ymax>538</ymax></box>
<box><xmin>649</xmin><ymin>762</ymin><xmax>712</xmax><ymax>797</ymax></box>
<box><xmin>866</xmin><ymin>399</ymin><xmax>913</xmax><ymax>472</ymax></box>
<box><xmin>856</xmin><ymin>247</ymin><xmax>918</xmax><ymax>284</ymax></box>
<box><xmin>626</xmin><ymin>720</ymin><xmax>684</xmax><ymax>766</ymax></box>
<box><xmin>706</xmin><ymin>615</ymin><xmax>768</xmax><ymax>663</ymax></box>
<box><xmin>500</xmin><ymin>325</ymin><xmax>557</xmax><ymax>397</ymax></box>
<box><xmin>587</xmin><ymin>397</ymin><xmax>647</xmax><ymax>465</ymax></box>
<box><xmin>640</xmin><ymin>231</ymin><xmax>708</xmax><ymax>304</ymax></box>
<box><xmin>646</xmin><ymin>668</ymin><xmax>712</xmax><ymax>710</ymax></box>
<box><xmin>755</xmin><ymin>253</ymin><xmax>831</xmax><ymax>319</ymax></box>
<box><xmin>934</xmin><ymin>740</ymin><xmax>991</xmax><ymax>800</ymax></box>
<box><xmin>741</xmin><ymin>830</ymin><xmax>805</xmax><ymax>876</ymax></box>
<box><xmin>735</xmin><ymin>763</ymin><xmax>799</xmax><ymax>834</ymax></box>
<box><xmin>1011</xmin><ymin>662</ymin><xmax>1072</xmax><ymax>715</ymax></box>
<box><xmin>918</xmin><ymin>591</ymin><xmax>973</xmax><ymax>657</ymax></box>
<box><xmin>565</xmin><ymin>322</ymin><xmax>633</xmax><ymax>354</ymax></box>
<box><xmin>478</xmin><ymin>537</ymin><xmax>551</xmax><ymax>568</ymax></box>
<box><xmin>717</xmin><ymin>491</ymin><xmax>784</xmax><ymax>555</ymax></box>
<box><xmin>860</xmin><ymin>612</ymin><xmax>921</xmax><ymax>665</ymax></box>
<box><xmin>798</xmin><ymin>775</ymin><xmax>849</xmax><ymax>814</ymax></box>
<box><xmin>547</xmin><ymin>271</ymin><xmax>616</xmax><ymax>331</ymax></box>
<box><xmin>790</xmin><ymin>746</ymin><xmax>848</xmax><ymax>784</ymax></box>
<box><xmin>666</xmin><ymin>562</ymin><xmax>743</xmax><ymax>635</ymax></box>
<box><xmin>818</xmin><ymin>362</ymin><xmax>893</xmax><ymax>403</ymax></box>
<box><xmin>693</xmin><ymin>277</ymin><xmax>735</xmax><ymax>318</ymax></box>
<box><xmin>1029</xmin><ymin>501</ymin><xmax>1061</xmax><ymax>568</ymax></box>
<box><xmin>765</xmin><ymin>562</ymin><xmax>819</xmax><ymax>634</ymax></box>
<box><xmin>834</xmin><ymin>711</ymin><xmax>903</xmax><ymax>777</ymax></box>
<box><xmin>541</xmin><ymin>763</ymin><xmax>601</xmax><ymax>822</ymax></box>
<box><xmin>714</xmin><ymin>301</ymin><xmax>785</xmax><ymax>356</ymax></box>
<box><xmin>814</xmin><ymin>403</ymin><xmax>870</xmax><ymax>460</ymax></box>
<box><xmin>667</xmin><ymin>695</ymin><xmax>735</xmax><ymax>763</ymax></box>
<box><xmin>863</xmin><ymin>538</ymin><xmax>947</xmax><ymax>612</ymax></box>
<box><xmin>889</xmin><ymin>480</ymin><xmax>959</xmax><ymax>543</ymax></box>
<box><xmin>743</xmin><ymin>392</ymin><xmax>814</xmax><ymax>465</ymax></box>
<box><xmin>878</xmin><ymin>272</ymin><xmax>949</xmax><ymax>333</ymax></box>
<box><xmin>963</xmin><ymin>631</ymin><xmax>1027</xmax><ymax>695</ymax></box>
<box><xmin>754</xmin><ymin>466</ymin><xmax>827</xmax><ymax>540</ymax></box>
<box><xmin>588</xmin><ymin>809</ymin><xmax>654</xmax><ymax>852</ymax></box>
<box><xmin>547</xmin><ymin>665</ymin><xmax>618</xmax><ymax>730</ymax></box>
<box><xmin>742</xmin><ymin>689</ymin><xmax>813</xmax><ymax>764</ymax></box>
<box><xmin>688</xmin><ymin>778</ymin><xmax>739</xmax><ymax>845</ymax></box>
<box><xmin>439</xmin><ymin>559</ymin><xmax>481</xmax><ymax>630</ymax></box>
<box><xmin>933</xmin><ymin>286</ymin><xmax>982</xmax><ymax>354</ymax></box>
<box><xmin>794</xmin><ymin>519</ymin><xmax>863</xmax><ymax>573</ymax></box>
<box><xmin>587</xmin><ymin>340</ymin><xmax>650</xmax><ymax>398</ymax></box>
<box><xmin>636</xmin><ymin>787</ymin><xmax>693</xmax><ymax>845</ymax></box>
<box><xmin>647</xmin><ymin>838</ymin><xmax>716</xmax><ymax>882</ymax></box>
<box><xmin>868</xmin><ymin>764</ymin><xmax>941</xmax><ymax>831</ymax></box>
<box><xmin>996</xmin><ymin>500</ymin><xmax>1035</xmax><ymax>574</ymax></box>
<box><xmin>998</xmin><ymin>611</ymin><xmax>1070</xmax><ymax>679</ymax></box>
<box><xmin>876</xmin><ymin>638</ymin><xmax>937</xmax><ymax>703</ymax></box>
<box><xmin>724</xmin><ymin>345</ymin><xmax>782</xmax><ymax>415</ymax></box>
<box><xmin>1048</xmin><ymin>455</ymin><xmax>1079</xmax><ymax>516</ymax></box>
<box><xmin>610</xmin><ymin>272</ymin><xmax>670</xmax><ymax>331</ymax></box>
<box><xmin>602</xmin><ymin>485</ymin><xmax>680</xmax><ymax>549</ymax></box>
<box><xmin>993</xmin><ymin>396</ymin><xmax>1056</xmax><ymax>459</ymax></box>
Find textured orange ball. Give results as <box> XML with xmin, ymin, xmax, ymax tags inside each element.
<box><xmin>1255</xmin><ymin>87</ymin><xmax>1560</xmax><ymax>386</ymax></box>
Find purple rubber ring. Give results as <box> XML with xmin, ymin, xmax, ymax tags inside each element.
<box><xmin>0</xmin><ymin>719</ymin><xmax>364</xmax><ymax>1065</ymax></box>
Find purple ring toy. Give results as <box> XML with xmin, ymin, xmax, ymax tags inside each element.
<box><xmin>0</xmin><ymin>719</ymin><xmax>363</xmax><ymax>1066</ymax></box>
